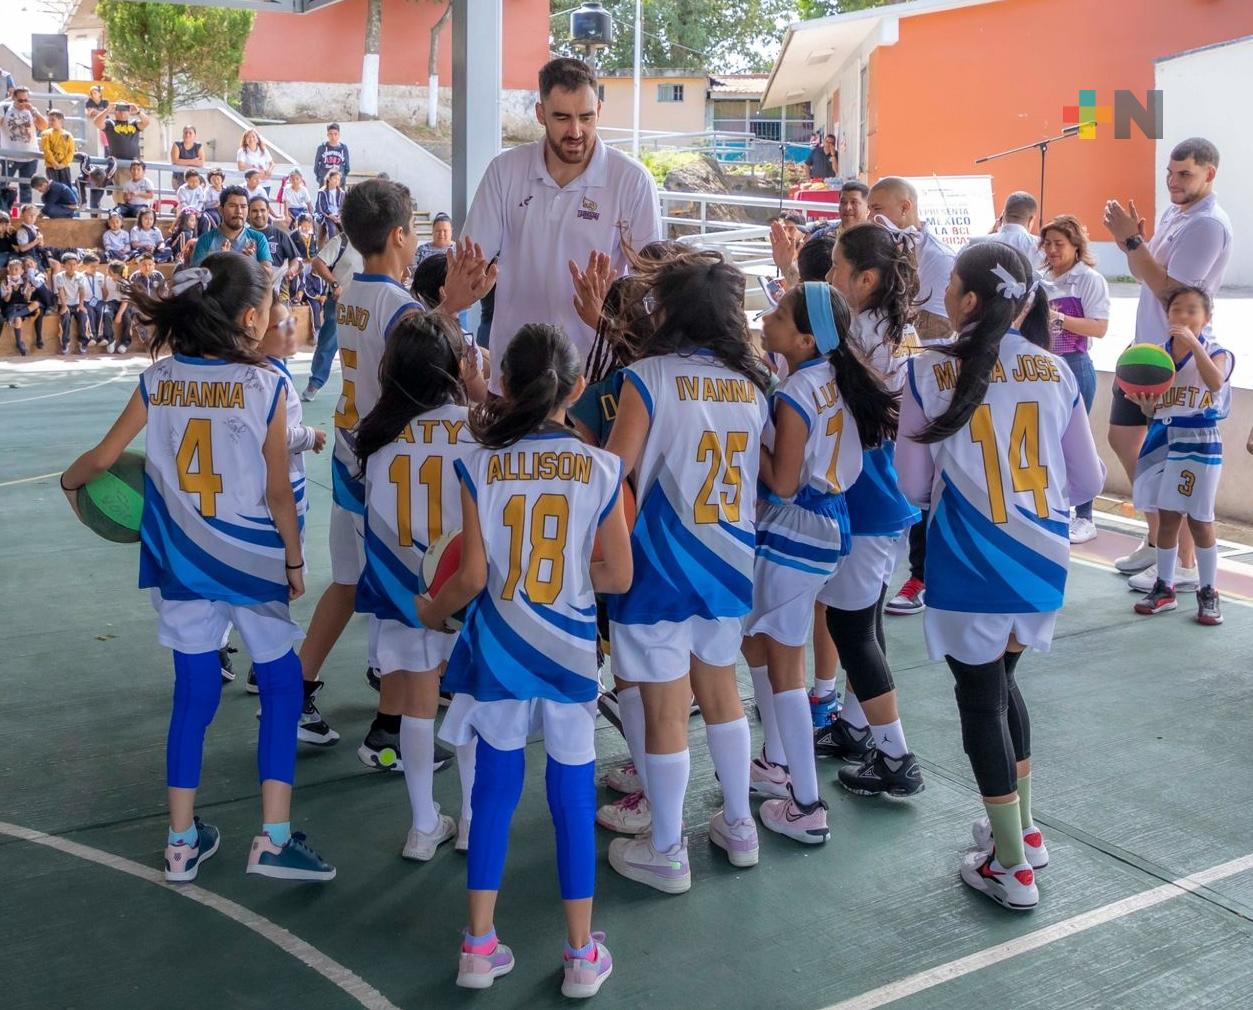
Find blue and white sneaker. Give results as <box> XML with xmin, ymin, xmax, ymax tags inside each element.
<box><xmin>164</xmin><ymin>817</ymin><xmax>220</xmax><ymax>883</ymax></box>
<box><xmin>246</xmin><ymin>831</ymin><xmax>336</xmax><ymax>882</ymax></box>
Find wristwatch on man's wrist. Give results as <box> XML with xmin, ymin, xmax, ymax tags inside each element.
<box><xmin>1124</xmin><ymin>235</ymin><xmax>1143</xmax><ymax>252</ymax></box>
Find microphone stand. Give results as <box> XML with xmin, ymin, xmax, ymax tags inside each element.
<box><xmin>975</xmin><ymin>125</ymin><xmax>1080</xmax><ymax>223</ymax></box>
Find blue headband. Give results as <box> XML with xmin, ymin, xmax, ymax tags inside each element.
<box><xmin>803</xmin><ymin>282</ymin><xmax>841</xmax><ymax>354</ymax></box>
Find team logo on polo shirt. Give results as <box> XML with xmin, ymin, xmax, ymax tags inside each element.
<box><xmin>577</xmin><ymin>196</ymin><xmax>600</xmax><ymax>222</ymax></box>
<box><xmin>518</xmin><ymin>195</ymin><xmax>533</xmax><ymax>208</ymax></box>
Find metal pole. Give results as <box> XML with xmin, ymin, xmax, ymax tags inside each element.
<box><xmin>452</xmin><ymin>0</ymin><xmax>502</xmax><ymax>229</ymax></box>
<box><xmin>631</xmin><ymin>0</ymin><xmax>642</xmax><ymax>158</ymax></box>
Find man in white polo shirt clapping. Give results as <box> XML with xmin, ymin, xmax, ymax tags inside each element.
<box><xmin>462</xmin><ymin>57</ymin><xmax>662</xmax><ymax>391</ymax></box>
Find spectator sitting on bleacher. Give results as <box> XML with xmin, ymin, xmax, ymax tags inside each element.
<box><xmin>81</xmin><ymin>252</ymin><xmax>106</xmax><ymax>346</ymax></box>
<box><xmin>21</xmin><ymin>255</ymin><xmax>55</xmax><ymax>320</ymax></box>
<box><xmin>116</xmin><ymin>160</ymin><xmax>154</xmax><ymax>218</ymax></box>
<box><xmin>32</xmin><ymin>175</ymin><xmax>79</xmax><ymax>220</ymax></box>
<box><xmin>14</xmin><ymin>206</ymin><xmax>48</xmax><ymax>268</ymax></box>
<box><xmin>248</xmin><ymin>196</ymin><xmax>297</xmax><ymax>268</ymax></box>
<box><xmin>236</xmin><ymin>129</ymin><xmax>273</xmax><ymax>189</ymax></box>
<box><xmin>315</xmin><ymin>169</ymin><xmax>343</xmax><ymax>240</ymax></box>
<box><xmin>290</xmin><ymin>212</ymin><xmax>318</xmax><ymax>262</ymax></box>
<box><xmin>102</xmin><ymin>211</ymin><xmax>131</xmax><ymax>262</ymax></box>
<box><xmin>169</xmin><ymin>124</ymin><xmax>203</xmax><ymax>187</ymax></box>
<box><xmin>102</xmin><ymin>260</ymin><xmax>126</xmax><ymax>353</ymax></box>
<box><xmin>1</xmin><ymin>257</ymin><xmax>40</xmax><ymax>355</ymax></box>
<box><xmin>0</xmin><ymin>216</ymin><xmax>16</xmax><ymax>268</ymax></box>
<box><xmin>54</xmin><ymin>251</ymin><xmax>93</xmax><ymax>355</ymax></box>
<box><xmin>169</xmin><ymin>208</ymin><xmax>200</xmax><ymax>264</ymax></box>
<box><xmin>176</xmin><ymin>168</ymin><xmax>207</xmax><ymax>214</ymax></box>
<box><xmin>91</xmin><ymin>101</ymin><xmax>148</xmax><ymax>162</ymax></box>
<box><xmin>76</xmin><ymin>155</ymin><xmax>116</xmax><ymax>214</ymax></box>
<box><xmin>129</xmin><ymin>208</ymin><xmax>171</xmax><ymax>262</ymax></box>
<box><xmin>313</xmin><ymin>122</ymin><xmax>350</xmax><ymax>187</ymax></box>
<box><xmin>280</xmin><ymin>256</ymin><xmax>305</xmax><ymax>307</ymax></box>
<box><xmin>282</xmin><ymin>169</ymin><xmax>311</xmax><ymax>223</ymax></box>
<box><xmin>120</xmin><ymin>253</ymin><xmax>162</xmax><ymax>350</ymax></box>
<box><xmin>413</xmin><ymin>211</ymin><xmax>455</xmax><ymax>267</ymax></box>
<box><xmin>201</xmin><ymin>169</ymin><xmax>225</xmax><ymax>231</ymax></box>
<box><xmin>190</xmin><ymin>185</ymin><xmax>272</xmax><ymax>266</ymax></box>
<box><xmin>39</xmin><ymin>111</ymin><xmax>75</xmax><ymax>186</ymax></box>
<box><xmin>243</xmin><ymin>169</ymin><xmax>267</xmax><ymax>205</ymax></box>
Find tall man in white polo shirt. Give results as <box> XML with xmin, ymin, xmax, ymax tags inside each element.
<box><xmin>975</xmin><ymin>191</ymin><xmax>1040</xmax><ymax>266</ymax></box>
<box><xmin>462</xmin><ymin>57</ymin><xmax>662</xmax><ymax>391</ymax></box>
<box><xmin>1103</xmin><ymin>137</ymin><xmax>1232</xmax><ymax>590</ymax></box>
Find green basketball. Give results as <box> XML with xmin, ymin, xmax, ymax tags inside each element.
<box><xmin>1115</xmin><ymin>343</ymin><xmax>1175</xmax><ymax>398</ymax></box>
<box><xmin>77</xmin><ymin>451</ymin><xmax>146</xmax><ymax>544</ymax></box>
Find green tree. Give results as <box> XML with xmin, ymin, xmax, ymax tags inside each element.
<box><xmin>551</xmin><ymin>0</ymin><xmax>796</xmax><ymax>74</ymax></box>
<box><xmin>796</xmin><ymin>0</ymin><xmax>900</xmax><ymax>19</ymax></box>
<box><xmin>96</xmin><ymin>0</ymin><xmax>254</xmax><ymax>120</ymax></box>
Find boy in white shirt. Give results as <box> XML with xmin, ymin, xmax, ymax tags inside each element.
<box><xmin>117</xmin><ymin>160</ymin><xmax>155</xmax><ymax>218</ymax></box>
<box><xmin>175</xmin><ymin>168</ymin><xmax>207</xmax><ymax>213</ymax></box>
<box><xmin>53</xmin><ymin>250</ymin><xmax>93</xmax><ymax>354</ymax></box>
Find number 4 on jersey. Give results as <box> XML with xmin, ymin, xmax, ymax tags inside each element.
<box><xmin>969</xmin><ymin>402</ymin><xmax>1049</xmax><ymax>524</ymax></box>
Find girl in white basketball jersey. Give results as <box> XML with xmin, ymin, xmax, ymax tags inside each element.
<box><xmin>61</xmin><ymin>253</ymin><xmax>335</xmax><ymax>884</ymax></box>
<box><xmin>604</xmin><ymin>252</ymin><xmax>770</xmax><ymax>892</ymax></box>
<box><xmin>743</xmin><ymin>281</ymin><xmax>896</xmax><ymax>844</ymax></box>
<box><xmin>419</xmin><ymin>323</ymin><xmax>632</xmax><ymax>998</ymax></box>
<box><xmin>356</xmin><ymin>313</ymin><xmax>480</xmax><ymax>860</ymax></box>
<box><xmin>896</xmin><ymin>244</ymin><xmax>1105</xmax><ymax>911</ymax></box>
<box><xmin>1129</xmin><ymin>286</ymin><xmax>1230</xmax><ymax>625</ymax></box>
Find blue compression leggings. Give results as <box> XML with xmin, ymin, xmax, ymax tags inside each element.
<box><xmin>466</xmin><ymin>738</ymin><xmax>596</xmax><ymax>900</ymax></box>
<box><xmin>166</xmin><ymin>648</ymin><xmax>303</xmax><ymax>790</ymax></box>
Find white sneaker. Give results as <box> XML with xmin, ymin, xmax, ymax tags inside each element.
<box><xmin>959</xmin><ymin>849</ymin><xmax>1038</xmax><ymax>911</ymax></box>
<box><xmin>607</xmin><ymin>835</ymin><xmax>691</xmax><ymax>894</ymax></box>
<box><xmin>1114</xmin><ymin>540</ymin><xmax>1156</xmax><ymax>573</ymax></box>
<box><xmin>456</xmin><ymin>816</ymin><xmax>470</xmax><ymax>853</ymax></box>
<box><xmin>748</xmin><ymin>754</ymin><xmax>791</xmax><ymax>799</ymax></box>
<box><xmin>1068</xmin><ymin>517</ymin><xmax>1097</xmax><ymax>544</ymax></box>
<box><xmin>599</xmin><ymin>761</ymin><xmax>642</xmax><ymax>795</ymax></box>
<box><xmin>1128</xmin><ymin>563</ymin><xmax>1199</xmax><ymax>593</ymax></box>
<box><xmin>972</xmin><ymin>817</ymin><xmax>1049</xmax><ymax>869</ymax></box>
<box><xmin>402</xmin><ymin>812</ymin><xmax>456</xmax><ymax>861</ymax></box>
<box><xmin>708</xmin><ymin>809</ymin><xmax>759</xmax><ymax>868</ymax></box>
<box><xmin>596</xmin><ymin>791</ymin><xmax>651</xmax><ymax>834</ymax></box>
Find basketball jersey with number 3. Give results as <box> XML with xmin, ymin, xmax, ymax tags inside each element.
<box><xmin>137</xmin><ymin>354</ymin><xmax>288</xmax><ymax>606</ymax></box>
<box><xmin>357</xmin><ymin>403</ymin><xmax>477</xmax><ymax>627</ymax></box>
<box><xmin>443</xmin><ymin>429</ymin><xmax>623</xmax><ymax>704</ymax></box>
<box><xmin>906</xmin><ymin>330</ymin><xmax>1078</xmax><ymax>614</ymax></box>
<box><xmin>607</xmin><ymin>351</ymin><xmax>768</xmax><ymax>626</ymax></box>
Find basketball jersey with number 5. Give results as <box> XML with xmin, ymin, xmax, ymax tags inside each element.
<box><xmin>137</xmin><ymin>354</ymin><xmax>289</xmax><ymax>606</ymax></box>
<box><xmin>607</xmin><ymin>351</ymin><xmax>767</xmax><ymax>626</ymax></box>
<box><xmin>442</xmin><ymin>429</ymin><xmax>623</xmax><ymax>704</ymax></box>
<box><xmin>906</xmin><ymin>331</ymin><xmax>1079</xmax><ymax>614</ymax></box>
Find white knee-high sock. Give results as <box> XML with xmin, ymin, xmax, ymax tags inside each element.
<box><xmin>706</xmin><ymin>717</ymin><xmax>752</xmax><ymax>822</ymax></box>
<box><xmin>645</xmin><ymin>750</ymin><xmax>689</xmax><ymax>852</ymax></box>
<box><xmin>368</xmin><ymin>616</ymin><xmax>380</xmax><ymax>669</ymax></box>
<box><xmin>840</xmin><ymin>690</ymin><xmax>868</xmax><ymax>729</ymax></box>
<box><xmin>618</xmin><ymin>687</ymin><xmax>650</xmax><ymax>796</ymax></box>
<box><xmin>774</xmin><ymin>689</ymin><xmax>819</xmax><ymax>805</ymax></box>
<box><xmin>456</xmin><ymin>739</ymin><xmax>476</xmax><ymax>823</ymax></box>
<box><xmin>1157</xmin><ymin>545</ymin><xmax>1179</xmax><ymax>588</ymax></box>
<box><xmin>749</xmin><ymin>665</ymin><xmax>786</xmax><ymax>765</ymax></box>
<box><xmin>400</xmin><ymin>716</ymin><xmax>438</xmax><ymax>832</ymax></box>
<box><xmin>1196</xmin><ymin>544</ymin><xmax>1219</xmax><ymax>589</ymax></box>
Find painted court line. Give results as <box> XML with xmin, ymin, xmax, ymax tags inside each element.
<box><xmin>0</xmin><ymin>821</ymin><xmax>401</xmax><ymax>1010</ymax></box>
<box><xmin>0</xmin><ymin>471</ymin><xmax>60</xmax><ymax>489</ymax></box>
<box><xmin>0</xmin><ymin>369</ymin><xmax>129</xmax><ymax>405</ymax></box>
<box><xmin>822</xmin><ymin>851</ymin><xmax>1253</xmax><ymax>1010</ymax></box>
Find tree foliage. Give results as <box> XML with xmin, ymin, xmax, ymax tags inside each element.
<box><xmin>796</xmin><ymin>0</ymin><xmax>901</xmax><ymax>20</ymax></box>
<box><xmin>97</xmin><ymin>0</ymin><xmax>254</xmax><ymax>120</ymax></box>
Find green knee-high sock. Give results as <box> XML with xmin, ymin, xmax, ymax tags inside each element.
<box><xmin>1017</xmin><ymin>773</ymin><xmax>1033</xmax><ymax>830</ymax></box>
<box><xmin>985</xmin><ymin>798</ymin><xmax>1026</xmax><ymax>867</ymax></box>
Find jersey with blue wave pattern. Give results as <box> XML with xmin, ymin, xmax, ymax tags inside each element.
<box><xmin>444</xmin><ymin>432</ymin><xmax>622</xmax><ymax>703</ymax></box>
<box><xmin>756</xmin><ymin>494</ymin><xmax>851</xmax><ymax>577</ymax></box>
<box><xmin>845</xmin><ymin>442</ymin><xmax>920</xmax><ymax>536</ymax></box>
<box><xmin>137</xmin><ymin>355</ymin><xmax>289</xmax><ymax>606</ymax></box>
<box><xmin>269</xmin><ymin>356</ymin><xmax>310</xmax><ymax>520</ymax></box>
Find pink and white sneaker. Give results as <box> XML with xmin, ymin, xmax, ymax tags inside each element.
<box><xmin>599</xmin><ymin>762</ymin><xmax>642</xmax><ymax>795</ymax></box>
<box><xmin>596</xmin><ymin>790</ymin><xmax>651</xmax><ymax>834</ymax></box>
<box><xmin>561</xmin><ymin>932</ymin><xmax>614</xmax><ymax>999</ymax></box>
<box><xmin>708</xmin><ymin>809</ymin><xmax>759</xmax><ymax>868</ymax></box>
<box><xmin>749</xmin><ymin>754</ymin><xmax>790</xmax><ymax>800</ymax></box>
<box><xmin>959</xmin><ymin>849</ymin><xmax>1038</xmax><ymax>911</ymax></box>
<box><xmin>456</xmin><ymin>937</ymin><xmax>516</xmax><ymax>989</ymax></box>
<box><xmin>607</xmin><ymin>835</ymin><xmax>691</xmax><ymax>894</ymax></box>
<box><xmin>972</xmin><ymin>817</ymin><xmax>1049</xmax><ymax>869</ymax></box>
<box><xmin>759</xmin><ymin>794</ymin><xmax>830</xmax><ymax>845</ymax></box>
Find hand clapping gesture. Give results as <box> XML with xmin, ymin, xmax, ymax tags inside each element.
<box><xmin>569</xmin><ymin>250</ymin><xmax>615</xmax><ymax>330</ymax></box>
<box><xmin>438</xmin><ymin>237</ymin><xmax>498</xmax><ymax>315</ymax></box>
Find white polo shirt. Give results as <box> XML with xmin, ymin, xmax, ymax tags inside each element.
<box><xmin>914</xmin><ymin>222</ymin><xmax>956</xmax><ymax>320</ymax></box>
<box><xmin>1134</xmin><ymin>192</ymin><xmax>1232</xmax><ymax>346</ymax></box>
<box><xmin>973</xmin><ymin>222</ymin><xmax>1041</xmax><ymax>268</ymax></box>
<box><xmin>462</xmin><ymin>138</ymin><xmax>662</xmax><ymax>392</ymax></box>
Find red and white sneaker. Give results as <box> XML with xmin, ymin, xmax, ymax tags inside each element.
<box><xmin>885</xmin><ymin>577</ymin><xmax>925</xmax><ymax>615</ymax></box>
<box><xmin>599</xmin><ymin>762</ymin><xmax>642</xmax><ymax>795</ymax></box>
<box><xmin>749</xmin><ymin>753</ymin><xmax>790</xmax><ymax>799</ymax></box>
<box><xmin>596</xmin><ymin>791</ymin><xmax>651</xmax><ymax>834</ymax></box>
<box><xmin>972</xmin><ymin>817</ymin><xmax>1049</xmax><ymax>869</ymax></box>
<box><xmin>959</xmin><ymin>849</ymin><xmax>1038</xmax><ymax>911</ymax></box>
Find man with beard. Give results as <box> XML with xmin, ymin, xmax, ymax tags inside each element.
<box><xmin>249</xmin><ymin>196</ymin><xmax>298</xmax><ymax>269</ymax></box>
<box><xmin>190</xmin><ymin>186</ymin><xmax>273</xmax><ymax>266</ymax></box>
<box><xmin>462</xmin><ymin>57</ymin><xmax>661</xmax><ymax>391</ymax></box>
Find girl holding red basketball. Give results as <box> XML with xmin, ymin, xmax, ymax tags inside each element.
<box><xmin>418</xmin><ymin>322</ymin><xmax>632</xmax><ymax>998</ymax></box>
<box><xmin>355</xmin><ymin>311</ymin><xmax>481</xmax><ymax>860</ymax></box>
<box><xmin>1128</xmin><ymin>286</ymin><xmax>1231</xmax><ymax>625</ymax></box>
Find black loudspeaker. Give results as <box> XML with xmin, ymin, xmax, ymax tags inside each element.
<box><xmin>31</xmin><ymin>34</ymin><xmax>70</xmax><ymax>82</ymax></box>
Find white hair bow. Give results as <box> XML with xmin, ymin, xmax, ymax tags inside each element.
<box><xmin>169</xmin><ymin>266</ymin><xmax>211</xmax><ymax>296</ymax></box>
<box><xmin>990</xmin><ymin>263</ymin><xmax>1026</xmax><ymax>300</ymax></box>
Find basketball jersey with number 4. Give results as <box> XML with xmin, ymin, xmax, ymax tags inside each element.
<box><xmin>906</xmin><ymin>331</ymin><xmax>1078</xmax><ymax>614</ymax></box>
<box><xmin>137</xmin><ymin>354</ymin><xmax>288</xmax><ymax>606</ymax></box>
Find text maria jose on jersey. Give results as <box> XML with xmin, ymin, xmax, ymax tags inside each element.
<box><xmin>931</xmin><ymin>354</ymin><xmax>1063</xmax><ymax>393</ymax></box>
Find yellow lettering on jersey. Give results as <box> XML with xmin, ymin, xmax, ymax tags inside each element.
<box><xmin>676</xmin><ymin>376</ymin><xmax>700</xmax><ymax>401</ymax></box>
<box><xmin>487</xmin><ymin>454</ymin><xmax>504</xmax><ymax>484</ymax></box>
<box><xmin>149</xmin><ymin>380</ymin><xmax>245</xmax><ymax>409</ymax></box>
<box><xmin>397</xmin><ymin>423</ymin><xmax>416</xmax><ymax>444</ymax></box>
<box><xmin>335</xmin><ymin>304</ymin><xmax>371</xmax><ymax>331</ymax></box>
<box><xmin>812</xmin><ymin>378</ymin><xmax>840</xmax><ymax>414</ymax></box>
<box><xmin>442</xmin><ymin>419</ymin><xmax>465</xmax><ymax>443</ymax></box>
<box><xmin>932</xmin><ymin>361</ymin><xmax>959</xmax><ymax>392</ymax></box>
<box><xmin>486</xmin><ymin>451</ymin><xmax>593</xmax><ymax>484</ymax></box>
<box><xmin>990</xmin><ymin>360</ymin><xmax>1007</xmax><ymax>383</ymax></box>
<box><xmin>411</xmin><ymin>419</ymin><xmax>440</xmax><ymax>442</ymax></box>
<box><xmin>1010</xmin><ymin>355</ymin><xmax>1061</xmax><ymax>384</ymax></box>
<box><xmin>599</xmin><ymin>392</ymin><xmax>618</xmax><ymax>423</ymax></box>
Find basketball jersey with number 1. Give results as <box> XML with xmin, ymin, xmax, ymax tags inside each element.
<box><xmin>138</xmin><ymin>354</ymin><xmax>288</xmax><ymax>606</ymax></box>
<box><xmin>357</xmin><ymin>403</ymin><xmax>477</xmax><ymax>627</ymax></box>
<box><xmin>331</xmin><ymin>273</ymin><xmax>421</xmax><ymax>514</ymax></box>
<box><xmin>906</xmin><ymin>330</ymin><xmax>1078</xmax><ymax>614</ymax></box>
<box><xmin>443</xmin><ymin>430</ymin><xmax>622</xmax><ymax>704</ymax></box>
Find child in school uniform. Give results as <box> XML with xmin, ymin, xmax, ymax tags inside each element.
<box><xmin>102</xmin><ymin>211</ymin><xmax>131</xmax><ymax>263</ymax></box>
<box><xmin>315</xmin><ymin>169</ymin><xmax>343</xmax><ymax>241</ymax></box>
<box><xmin>2</xmin><ymin>257</ymin><xmax>41</xmax><ymax>355</ymax></box>
<box><xmin>81</xmin><ymin>253</ymin><xmax>106</xmax><ymax>347</ymax></box>
<box><xmin>53</xmin><ymin>250</ymin><xmax>93</xmax><ymax>355</ymax></box>
<box><xmin>103</xmin><ymin>260</ymin><xmax>127</xmax><ymax>353</ymax></box>
<box><xmin>129</xmin><ymin>208</ymin><xmax>172</xmax><ymax>263</ymax></box>
<box><xmin>420</xmin><ymin>322</ymin><xmax>632</xmax><ymax>998</ymax></box>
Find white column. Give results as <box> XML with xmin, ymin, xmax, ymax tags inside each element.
<box><xmin>452</xmin><ymin>0</ymin><xmax>503</xmax><ymax>229</ymax></box>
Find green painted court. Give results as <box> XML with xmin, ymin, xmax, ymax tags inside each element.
<box><xmin>3</xmin><ymin>359</ymin><xmax>1252</xmax><ymax>1010</ymax></box>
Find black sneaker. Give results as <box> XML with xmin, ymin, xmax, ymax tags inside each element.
<box><xmin>1197</xmin><ymin>585</ymin><xmax>1223</xmax><ymax>626</ymax></box>
<box><xmin>297</xmin><ymin>681</ymin><xmax>339</xmax><ymax>746</ymax></box>
<box><xmin>245</xmin><ymin>665</ymin><xmax>259</xmax><ymax>695</ymax></box>
<box><xmin>1133</xmin><ymin>579</ymin><xmax>1177</xmax><ymax>616</ymax></box>
<box><xmin>597</xmin><ymin>688</ymin><xmax>622</xmax><ymax>733</ymax></box>
<box><xmin>838</xmin><ymin>750</ymin><xmax>925</xmax><ymax>798</ymax></box>
<box><xmin>358</xmin><ymin>725</ymin><xmax>403</xmax><ymax>771</ymax></box>
<box><xmin>365</xmin><ymin>666</ymin><xmax>380</xmax><ymax>692</ymax></box>
<box><xmin>218</xmin><ymin>646</ymin><xmax>237</xmax><ymax>684</ymax></box>
<box><xmin>814</xmin><ymin>719</ymin><xmax>874</xmax><ymax>763</ymax></box>
<box><xmin>433</xmin><ymin>743</ymin><xmax>454</xmax><ymax>772</ymax></box>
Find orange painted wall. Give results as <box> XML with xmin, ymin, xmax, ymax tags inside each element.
<box><xmin>869</xmin><ymin>0</ymin><xmax>1253</xmax><ymax>231</ymax></box>
<box><xmin>240</xmin><ymin>0</ymin><xmax>550</xmax><ymax>91</ymax></box>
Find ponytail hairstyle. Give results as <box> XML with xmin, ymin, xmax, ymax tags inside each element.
<box><xmin>130</xmin><ymin>252</ymin><xmax>268</xmax><ymax>364</ymax></box>
<box><xmin>354</xmin><ymin>311</ymin><xmax>465</xmax><ymax>472</ymax></box>
<box><xmin>471</xmin><ymin>323</ymin><xmax>581</xmax><ymax>449</ymax></box>
<box><xmin>787</xmin><ymin>283</ymin><xmax>897</xmax><ymax>447</ymax></box>
<box><xmin>835</xmin><ymin>223</ymin><xmax>919</xmax><ymax>346</ymax></box>
<box><xmin>917</xmin><ymin>243</ymin><xmax>1049</xmax><ymax>444</ymax></box>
